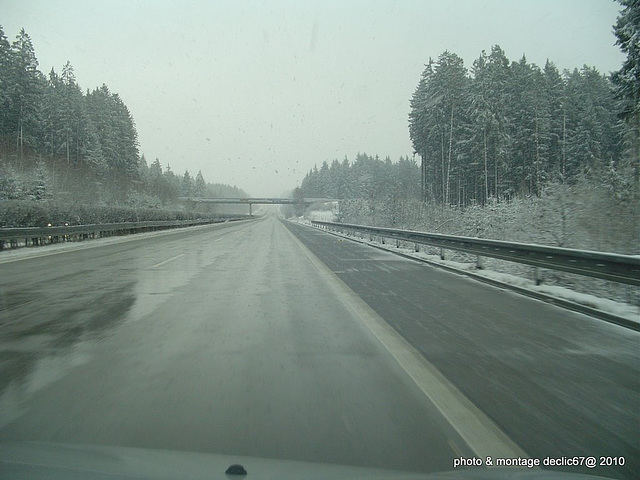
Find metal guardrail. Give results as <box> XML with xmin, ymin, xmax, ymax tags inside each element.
<box><xmin>0</xmin><ymin>216</ymin><xmax>250</xmax><ymax>250</ymax></box>
<box><xmin>180</xmin><ymin>197</ymin><xmax>337</xmax><ymax>205</ymax></box>
<box><xmin>310</xmin><ymin>220</ymin><xmax>640</xmax><ymax>287</ymax></box>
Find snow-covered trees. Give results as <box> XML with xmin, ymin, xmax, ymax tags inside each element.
<box><xmin>4</xmin><ymin>28</ymin><xmax>43</xmax><ymax>163</ymax></box>
<box><xmin>409</xmin><ymin>45</ymin><xmax>630</xmax><ymax>205</ymax></box>
<box><xmin>612</xmin><ymin>0</ymin><xmax>640</xmax><ymax>198</ymax></box>
<box><xmin>300</xmin><ymin>153</ymin><xmax>419</xmax><ymax>202</ymax></box>
<box><xmin>612</xmin><ymin>0</ymin><xmax>640</xmax><ymax>122</ymax></box>
<box><xmin>0</xmin><ymin>26</ymin><xmax>242</xmax><ymax>207</ymax></box>
<box><xmin>297</xmin><ymin>7</ymin><xmax>638</xmax><ymax>256</ymax></box>
<box><xmin>0</xmin><ymin>26</ymin><xmax>142</xmax><ymax>202</ymax></box>
<box><xmin>194</xmin><ymin>170</ymin><xmax>206</xmax><ymax>197</ymax></box>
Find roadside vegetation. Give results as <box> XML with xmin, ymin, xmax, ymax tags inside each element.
<box><xmin>296</xmin><ymin>2</ymin><xmax>638</xmax><ymax>256</ymax></box>
<box><xmin>293</xmin><ymin>2</ymin><xmax>639</xmax><ymax>307</ymax></box>
<box><xmin>0</xmin><ymin>26</ymin><xmax>248</xmax><ymax>227</ymax></box>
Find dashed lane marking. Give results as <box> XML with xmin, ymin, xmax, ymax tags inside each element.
<box><xmin>151</xmin><ymin>253</ymin><xmax>185</xmax><ymax>268</ymax></box>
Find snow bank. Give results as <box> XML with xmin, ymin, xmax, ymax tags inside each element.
<box><xmin>305</xmin><ymin>210</ymin><xmax>337</xmax><ymax>222</ymax></box>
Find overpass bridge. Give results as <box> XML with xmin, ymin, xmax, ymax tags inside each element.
<box><xmin>179</xmin><ymin>197</ymin><xmax>338</xmax><ymax>215</ymax></box>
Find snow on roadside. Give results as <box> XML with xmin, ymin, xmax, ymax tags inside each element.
<box><xmin>305</xmin><ymin>210</ymin><xmax>337</xmax><ymax>222</ymax></box>
<box><xmin>293</xmin><ymin>216</ymin><xmax>311</xmax><ymax>225</ymax></box>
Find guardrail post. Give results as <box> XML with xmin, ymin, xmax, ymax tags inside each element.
<box><xmin>396</xmin><ymin>239</ymin><xmax>400</xmax><ymax>248</ymax></box>
<box><xmin>381</xmin><ymin>236</ymin><xmax>385</xmax><ymax>244</ymax></box>
<box><xmin>415</xmin><ymin>243</ymin><xmax>420</xmax><ymax>252</ymax></box>
<box><xmin>534</xmin><ymin>267</ymin><xmax>542</xmax><ymax>285</ymax></box>
<box><xmin>440</xmin><ymin>247</ymin><xmax>445</xmax><ymax>260</ymax></box>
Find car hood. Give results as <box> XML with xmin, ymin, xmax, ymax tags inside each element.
<box><xmin>0</xmin><ymin>442</ymin><xmax>613</xmax><ymax>480</ymax></box>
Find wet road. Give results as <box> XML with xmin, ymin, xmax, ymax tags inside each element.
<box><xmin>0</xmin><ymin>214</ymin><xmax>637</xmax><ymax>478</ymax></box>
<box><xmin>284</xmin><ymin>220</ymin><xmax>640</xmax><ymax>480</ymax></box>
<box><xmin>1</xmin><ymin>215</ymin><xmax>476</xmax><ymax>474</ymax></box>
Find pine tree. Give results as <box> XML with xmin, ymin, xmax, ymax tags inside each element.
<box><xmin>9</xmin><ymin>28</ymin><xmax>43</xmax><ymax>164</ymax></box>
<box><xmin>318</xmin><ymin>160</ymin><xmax>332</xmax><ymax>196</ymax></box>
<box><xmin>195</xmin><ymin>170</ymin><xmax>206</xmax><ymax>197</ymax></box>
<box><xmin>409</xmin><ymin>52</ymin><xmax>470</xmax><ymax>205</ymax></box>
<box><xmin>82</xmin><ymin>116</ymin><xmax>106</xmax><ymax>182</ymax></box>
<box><xmin>59</xmin><ymin>61</ymin><xmax>85</xmax><ymax>169</ymax></box>
<box><xmin>85</xmin><ymin>85</ymin><xmax>139</xmax><ymax>202</ymax></box>
<box><xmin>0</xmin><ymin>25</ymin><xmax>13</xmax><ymax>153</ymax></box>
<box><xmin>506</xmin><ymin>56</ymin><xmax>549</xmax><ymax>196</ymax></box>
<box><xmin>148</xmin><ymin>157</ymin><xmax>164</xmax><ymax>199</ymax></box>
<box><xmin>612</xmin><ymin>0</ymin><xmax>640</xmax><ymax>121</ymax></box>
<box><xmin>468</xmin><ymin>47</ymin><xmax>512</xmax><ymax>202</ymax></box>
<box><xmin>564</xmin><ymin>67</ymin><xmax>622</xmax><ymax>181</ymax></box>
<box><xmin>340</xmin><ymin>156</ymin><xmax>353</xmax><ymax>198</ymax></box>
<box><xmin>181</xmin><ymin>170</ymin><xmax>193</xmax><ymax>197</ymax></box>
<box><xmin>41</xmin><ymin>68</ymin><xmax>64</xmax><ymax>162</ymax></box>
<box><xmin>409</xmin><ymin>59</ymin><xmax>434</xmax><ymax>202</ymax></box>
<box><xmin>163</xmin><ymin>163</ymin><xmax>180</xmax><ymax>200</ymax></box>
<box><xmin>612</xmin><ymin>0</ymin><xmax>640</xmax><ymax>195</ymax></box>
<box><xmin>543</xmin><ymin>60</ymin><xmax>566</xmax><ymax>181</ymax></box>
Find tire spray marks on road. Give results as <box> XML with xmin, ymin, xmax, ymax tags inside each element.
<box><xmin>284</xmin><ymin>221</ymin><xmax>529</xmax><ymax>461</ymax></box>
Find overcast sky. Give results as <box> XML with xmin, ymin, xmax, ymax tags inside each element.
<box><xmin>2</xmin><ymin>0</ymin><xmax>626</xmax><ymax>196</ymax></box>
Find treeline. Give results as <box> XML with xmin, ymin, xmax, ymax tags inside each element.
<box><xmin>298</xmin><ymin>49</ymin><xmax>636</xmax><ymax>206</ymax></box>
<box><xmin>135</xmin><ymin>157</ymin><xmax>247</xmax><ymax>208</ymax></box>
<box><xmin>300</xmin><ymin>153</ymin><xmax>420</xmax><ymax>201</ymax></box>
<box><xmin>300</xmin><ymin>12</ymin><xmax>638</xmax><ymax>209</ymax></box>
<box><xmin>0</xmin><ymin>27</ymin><xmax>245</xmax><ymax>206</ymax></box>
<box><xmin>409</xmin><ymin>44</ymin><xmax>637</xmax><ymax>206</ymax></box>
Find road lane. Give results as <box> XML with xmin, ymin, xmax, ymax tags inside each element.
<box><xmin>284</xmin><ymin>220</ymin><xmax>640</xmax><ymax>480</ymax></box>
<box><xmin>1</xmin><ymin>215</ymin><xmax>475</xmax><ymax>473</ymax></box>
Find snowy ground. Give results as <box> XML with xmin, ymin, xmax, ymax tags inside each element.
<box><xmin>294</xmin><ymin>214</ymin><xmax>639</xmax><ymax>325</ymax></box>
<box><xmin>305</xmin><ymin>210</ymin><xmax>338</xmax><ymax>222</ymax></box>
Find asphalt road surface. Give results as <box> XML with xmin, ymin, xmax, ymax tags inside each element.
<box><xmin>0</xmin><ymin>213</ymin><xmax>638</xmax><ymax>479</ymax></box>
<box><xmin>284</xmin><ymin>219</ymin><xmax>639</xmax><ymax>480</ymax></box>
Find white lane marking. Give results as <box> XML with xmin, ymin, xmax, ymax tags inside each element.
<box><xmin>151</xmin><ymin>253</ymin><xmax>185</xmax><ymax>268</ymax></box>
<box><xmin>284</xmin><ymin>223</ymin><xmax>528</xmax><ymax>459</ymax></box>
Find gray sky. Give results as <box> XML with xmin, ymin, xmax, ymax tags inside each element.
<box><xmin>2</xmin><ymin>0</ymin><xmax>626</xmax><ymax>196</ymax></box>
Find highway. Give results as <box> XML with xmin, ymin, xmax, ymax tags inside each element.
<box><xmin>285</xmin><ymin>219</ymin><xmax>640</xmax><ymax>479</ymax></box>
<box><xmin>0</xmin><ymin>213</ymin><xmax>638</xmax><ymax>479</ymax></box>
